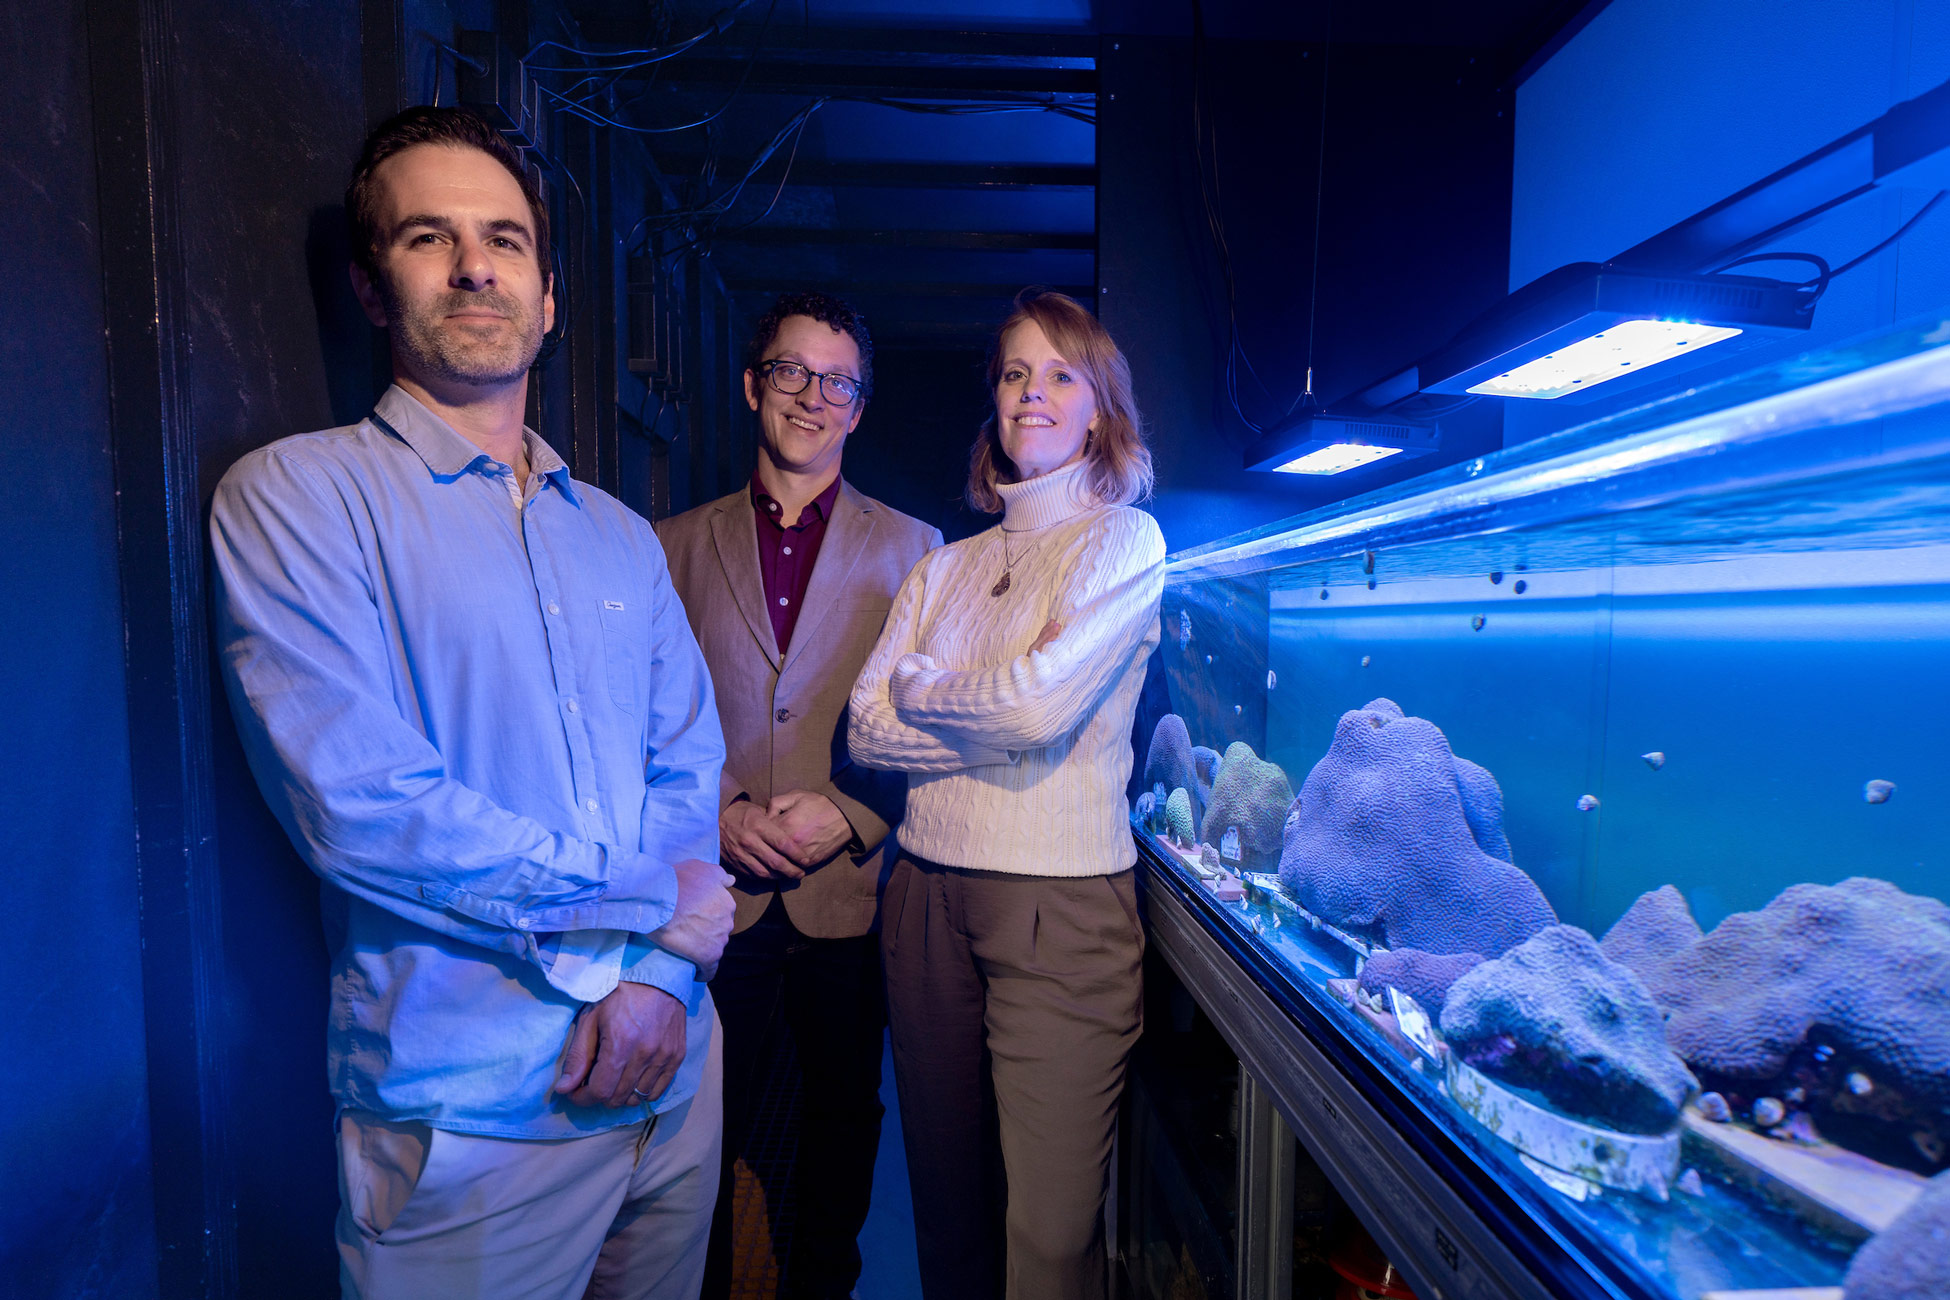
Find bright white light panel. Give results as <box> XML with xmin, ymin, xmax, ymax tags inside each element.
<box><xmin>1273</xmin><ymin>444</ymin><xmax>1405</xmax><ymax>475</ymax></box>
<box><xmin>1467</xmin><ymin>319</ymin><xmax>1744</xmax><ymax>400</ymax></box>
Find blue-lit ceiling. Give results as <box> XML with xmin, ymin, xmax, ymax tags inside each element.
<box><xmin>563</xmin><ymin>0</ymin><xmax>1591</xmax><ymax>347</ymax></box>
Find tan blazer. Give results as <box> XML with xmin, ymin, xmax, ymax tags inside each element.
<box><xmin>658</xmin><ymin>480</ymin><xmax>942</xmax><ymax>938</ymax></box>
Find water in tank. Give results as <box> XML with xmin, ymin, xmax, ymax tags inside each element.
<box><xmin>1135</xmin><ymin>314</ymin><xmax>1950</xmax><ymax>1300</ymax></box>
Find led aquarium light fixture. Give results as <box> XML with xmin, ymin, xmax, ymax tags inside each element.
<box><xmin>1244</xmin><ymin>415</ymin><xmax>1439</xmax><ymax>475</ymax></box>
<box><xmin>1419</xmin><ymin>263</ymin><xmax>1814</xmax><ymax>402</ymax></box>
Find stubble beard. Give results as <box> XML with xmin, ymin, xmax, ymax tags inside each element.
<box><xmin>380</xmin><ymin>277</ymin><xmax>545</xmax><ymax>389</ymax></box>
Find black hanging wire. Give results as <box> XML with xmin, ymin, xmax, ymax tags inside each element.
<box><xmin>1190</xmin><ymin>0</ymin><xmax>1315</xmax><ymax>437</ymax></box>
<box><xmin>1298</xmin><ymin>21</ymin><xmax>1332</xmax><ymax>415</ymax></box>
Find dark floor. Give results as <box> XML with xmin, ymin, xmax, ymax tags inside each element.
<box><xmin>729</xmin><ymin>1030</ymin><xmax>922</xmax><ymax>1300</ymax></box>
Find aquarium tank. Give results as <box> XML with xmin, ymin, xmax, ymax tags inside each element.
<box><xmin>1132</xmin><ymin>312</ymin><xmax>1950</xmax><ymax>1300</ymax></box>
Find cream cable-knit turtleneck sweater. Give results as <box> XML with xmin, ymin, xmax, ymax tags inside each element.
<box><xmin>848</xmin><ymin>460</ymin><xmax>1166</xmax><ymax>877</ymax></box>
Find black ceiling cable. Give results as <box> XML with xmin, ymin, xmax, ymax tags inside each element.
<box><xmin>1710</xmin><ymin>189</ymin><xmax>1945</xmax><ymax>304</ymax></box>
<box><xmin>1190</xmin><ymin>0</ymin><xmax>1315</xmax><ymax>438</ymax></box>
<box><xmin>1189</xmin><ymin>0</ymin><xmax>1260</xmax><ymax>436</ymax></box>
<box><xmin>1296</xmin><ymin>14</ymin><xmax>1332</xmax><ymax>418</ymax></box>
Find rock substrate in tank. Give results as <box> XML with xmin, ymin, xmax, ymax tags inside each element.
<box><xmin>1602</xmin><ymin>878</ymin><xmax>1950</xmax><ymax>1174</ymax></box>
<box><xmin>1278</xmin><ymin>698</ymin><xmax>1555</xmax><ymax>957</ymax></box>
<box><xmin>1441</xmin><ymin>925</ymin><xmax>1697</xmax><ymax>1135</ymax></box>
<box><xmin>1199</xmin><ymin>741</ymin><xmax>1293</xmax><ymax>873</ymax></box>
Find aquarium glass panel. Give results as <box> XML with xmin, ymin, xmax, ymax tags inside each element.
<box><xmin>1135</xmin><ymin>314</ymin><xmax>1950</xmax><ymax>1300</ymax></box>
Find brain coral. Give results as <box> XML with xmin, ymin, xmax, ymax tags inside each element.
<box><xmin>1200</xmin><ymin>741</ymin><xmax>1293</xmax><ymax>872</ymax></box>
<box><xmin>1600</xmin><ymin>879</ymin><xmax>1950</xmax><ymax>1110</ymax></box>
<box><xmin>1442</xmin><ymin>925</ymin><xmax>1697</xmax><ymax>1135</ymax></box>
<box><xmin>1146</xmin><ymin>715</ymin><xmax>1210</xmax><ymax>826</ymax></box>
<box><xmin>1278</xmin><ymin>698</ymin><xmax>1556</xmax><ymax>957</ymax></box>
<box><xmin>1843</xmin><ymin>1169</ymin><xmax>1950</xmax><ymax>1300</ymax></box>
<box><xmin>1358</xmin><ymin>947</ymin><xmax>1486</xmax><ymax>1013</ymax></box>
<box><xmin>1165</xmin><ymin>788</ymin><xmax>1196</xmax><ymax>847</ymax></box>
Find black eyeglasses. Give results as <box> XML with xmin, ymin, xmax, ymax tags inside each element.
<box><xmin>758</xmin><ymin>360</ymin><xmax>865</xmax><ymax>407</ymax></box>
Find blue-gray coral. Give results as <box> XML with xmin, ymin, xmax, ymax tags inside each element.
<box><xmin>1146</xmin><ymin>715</ymin><xmax>1213</xmax><ymax>827</ymax></box>
<box><xmin>1200</xmin><ymin>741</ymin><xmax>1293</xmax><ymax>873</ymax></box>
<box><xmin>1193</xmin><ymin>745</ymin><xmax>1222</xmax><ymax>792</ymax></box>
<box><xmin>1145</xmin><ymin>715</ymin><xmax>1195</xmax><ymax>805</ymax></box>
<box><xmin>1165</xmin><ymin>788</ymin><xmax>1196</xmax><ymax>847</ymax></box>
<box><xmin>1602</xmin><ymin>878</ymin><xmax>1950</xmax><ymax>1171</ymax></box>
<box><xmin>1843</xmin><ymin>1169</ymin><xmax>1950</xmax><ymax>1300</ymax></box>
<box><xmin>1358</xmin><ymin>947</ymin><xmax>1486</xmax><ymax>1013</ymax></box>
<box><xmin>1279</xmin><ymin>698</ymin><xmax>1556</xmax><ymax>957</ymax></box>
<box><xmin>1441</xmin><ymin>925</ymin><xmax>1697</xmax><ymax>1135</ymax></box>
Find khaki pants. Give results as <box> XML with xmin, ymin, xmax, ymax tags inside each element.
<box><xmin>336</xmin><ymin>1030</ymin><xmax>723</xmax><ymax>1300</ymax></box>
<box><xmin>882</xmin><ymin>856</ymin><xmax>1144</xmax><ymax>1300</ymax></box>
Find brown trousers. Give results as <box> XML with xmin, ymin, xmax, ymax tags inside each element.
<box><xmin>882</xmin><ymin>855</ymin><xmax>1144</xmax><ymax>1300</ymax></box>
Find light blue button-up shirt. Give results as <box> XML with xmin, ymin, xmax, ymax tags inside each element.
<box><xmin>211</xmin><ymin>386</ymin><xmax>724</xmax><ymax>1138</ymax></box>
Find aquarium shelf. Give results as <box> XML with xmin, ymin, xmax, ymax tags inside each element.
<box><xmin>1680</xmin><ymin>1112</ymin><xmax>1928</xmax><ymax>1242</ymax></box>
<box><xmin>1137</xmin><ymin>838</ymin><xmax>1639</xmax><ymax>1300</ymax></box>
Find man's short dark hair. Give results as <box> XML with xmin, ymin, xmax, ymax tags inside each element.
<box><xmin>745</xmin><ymin>292</ymin><xmax>874</xmax><ymax>401</ymax></box>
<box><xmin>346</xmin><ymin>106</ymin><xmax>551</xmax><ymax>281</ymax></box>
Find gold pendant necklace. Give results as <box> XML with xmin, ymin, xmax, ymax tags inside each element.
<box><xmin>991</xmin><ymin>531</ymin><xmax>1036</xmax><ymax>598</ymax></box>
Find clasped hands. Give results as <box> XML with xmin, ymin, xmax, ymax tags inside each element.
<box><xmin>555</xmin><ymin>856</ymin><xmax>734</xmax><ymax>1109</ymax></box>
<box><xmin>720</xmin><ymin>789</ymin><xmax>855</xmax><ymax>880</ymax></box>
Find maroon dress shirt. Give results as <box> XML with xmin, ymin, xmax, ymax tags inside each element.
<box><xmin>751</xmin><ymin>471</ymin><xmax>843</xmax><ymax>654</ymax></box>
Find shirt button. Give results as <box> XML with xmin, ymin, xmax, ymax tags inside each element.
<box><xmin>547</xmin><ymin>602</ymin><xmax>560</xmax><ymax>615</ymax></box>
<box><xmin>776</xmin><ymin>707</ymin><xmax>791</xmax><ymax>723</ymax></box>
<box><xmin>778</xmin><ymin>596</ymin><xmax>789</xmax><ymax>606</ymax></box>
<box><xmin>585</xmin><ymin>798</ymin><xmax>599</xmax><ymax>812</ymax></box>
<box><xmin>515</xmin><ymin>917</ymin><xmax>532</xmax><ymax>929</ymax></box>
<box><xmin>566</xmin><ymin>698</ymin><xmax>579</xmax><ymax>714</ymax></box>
<box><xmin>782</xmin><ymin>545</ymin><xmax>793</xmax><ymax>556</ymax></box>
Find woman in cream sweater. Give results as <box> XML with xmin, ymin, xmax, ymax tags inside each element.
<box><xmin>849</xmin><ymin>289</ymin><xmax>1165</xmax><ymax>1300</ymax></box>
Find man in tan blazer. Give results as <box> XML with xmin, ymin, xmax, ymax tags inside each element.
<box><xmin>658</xmin><ymin>292</ymin><xmax>940</xmax><ymax>1300</ymax></box>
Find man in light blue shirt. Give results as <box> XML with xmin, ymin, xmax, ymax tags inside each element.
<box><xmin>211</xmin><ymin>107</ymin><xmax>735</xmax><ymax>1299</ymax></box>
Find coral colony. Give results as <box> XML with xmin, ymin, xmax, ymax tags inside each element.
<box><xmin>1602</xmin><ymin>878</ymin><xmax>1950</xmax><ymax>1175</ymax></box>
<box><xmin>1135</xmin><ymin>693</ymin><xmax>1950</xmax><ymax>1286</ymax></box>
<box><xmin>1278</xmin><ymin>699</ymin><xmax>1553</xmax><ymax>959</ymax></box>
<box><xmin>1843</xmin><ymin>1168</ymin><xmax>1950</xmax><ymax>1299</ymax></box>
<box><xmin>1200</xmin><ymin>741</ymin><xmax>1292</xmax><ymax>874</ymax></box>
<box><xmin>1439</xmin><ymin>926</ymin><xmax>1696</xmax><ymax>1135</ymax></box>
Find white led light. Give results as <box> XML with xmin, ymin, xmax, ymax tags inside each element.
<box><xmin>1468</xmin><ymin>320</ymin><xmax>1745</xmax><ymax>400</ymax></box>
<box><xmin>1274</xmin><ymin>444</ymin><xmax>1405</xmax><ymax>474</ymax></box>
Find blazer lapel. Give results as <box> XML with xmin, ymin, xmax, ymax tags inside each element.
<box><xmin>782</xmin><ymin>480</ymin><xmax>876</xmax><ymax>676</ymax></box>
<box><xmin>708</xmin><ymin>493</ymin><xmax>782</xmax><ymax>669</ymax></box>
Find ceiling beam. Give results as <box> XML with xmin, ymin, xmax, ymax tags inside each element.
<box><xmin>651</xmin><ymin>159</ymin><xmax>1096</xmax><ymax>191</ymax></box>
<box><xmin>636</xmin><ymin>61</ymin><xmax>1096</xmax><ymax>97</ymax></box>
<box><xmin>713</xmin><ymin>228</ymin><xmax>1095</xmax><ymax>252</ymax></box>
<box><xmin>726</xmin><ymin>279</ymin><xmax>1092</xmax><ymax>300</ymax></box>
<box><xmin>569</xmin><ymin>24</ymin><xmax>1097</xmax><ymax>64</ymax></box>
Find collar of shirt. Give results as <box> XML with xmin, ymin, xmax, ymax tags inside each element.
<box><xmin>750</xmin><ymin>469</ymin><xmax>842</xmax><ymax>530</ymax></box>
<box><xmin>374</xmin><ymin>384</ymin><xmax>579</xmax><ymax>507</ymax></box>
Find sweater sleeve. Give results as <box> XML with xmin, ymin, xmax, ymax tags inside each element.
<box><xmin>887</xmin><ymin>508</ymin><xmax>1165</xmax><ymax>752</ymax></box>
<box><xmin>848</xmin><ymin>548</ymin><xmax>1018</xmax><ymax>773</ymax></box>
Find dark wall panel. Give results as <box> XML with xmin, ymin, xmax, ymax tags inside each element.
<box><xmin>0</xmin><ymin>3</ymin><xmax>159</xmax><ymax>1297</ymax></box>
<box><xmin>167</xmin><ymin>0</ymin><xmax>375</xmax><ymax>1289</ymax></box>
<box><xmin>1100</xmin><ymin>35</ymin><xmax>1513</xmax><ymax>553</ymax></box>
<box><xmin>842</xmin><ymin>346</ymin><xmax>997</xmax><ymax>542</ymax></box>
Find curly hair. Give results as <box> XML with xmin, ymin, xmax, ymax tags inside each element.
<box><xmin>346</xmin><ymin>106</ymin><xmax>549</xmax><ymax>281</ymax></box>
<box><xmin>744</xmin><ymin>291</ymin><xmax>875</xmax><ymax>400</ymax></box>
<box><xmin>967</xmin><ymin>289</ymin><xmax>1153</xmax><ymax>514</ymax></box>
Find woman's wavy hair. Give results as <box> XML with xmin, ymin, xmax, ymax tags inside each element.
<box><xmin>966</xmin><ymin>289</ymin><xmax>1153</xmax><ymax>514</ymax></box>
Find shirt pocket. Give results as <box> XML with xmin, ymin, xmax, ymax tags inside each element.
<box><xmin>599</xmin><ymin>600</ymin><xmax>638</xmax><ymax>713</ymax></box>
